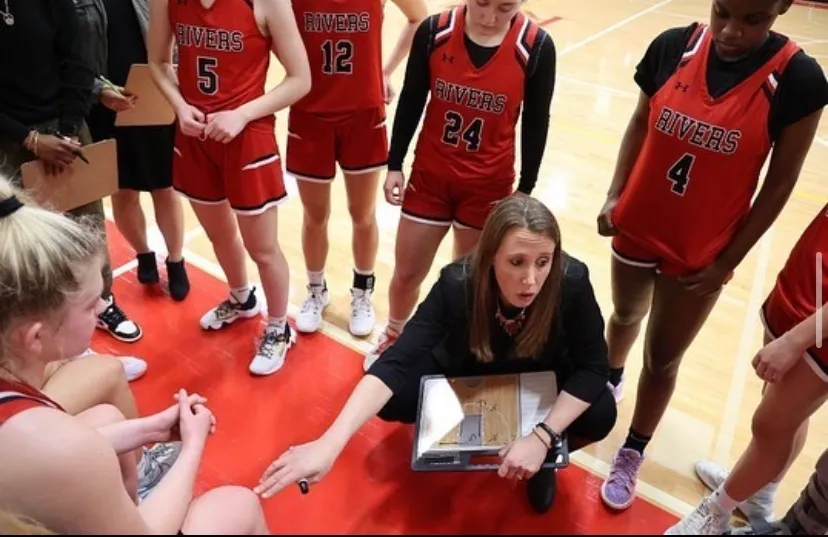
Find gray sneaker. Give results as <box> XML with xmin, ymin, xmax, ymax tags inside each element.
<box><xmin>137</xmin><ymin>442</ymin><xmax>182</xmax><ymax>501</ymax></box>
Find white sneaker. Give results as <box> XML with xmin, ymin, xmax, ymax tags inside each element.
<box><xmin>120</xmin><ymin>357</ymin><xmax>148</xmax><ymax>382</ymax></box>
<box><xmin>77</xmin><ymin>349</ymin><xmax>146</xmax><ymax>382</ymax></box>
<box><xmin>664</xmin><ymin>496</ymin><xmax>732</xmax><ymax>535</ymax></box>
<box><xmin>249</xmin><ymin>324</ymin><xmax>296</xmax><ymax>376</ymax></box>
<box><xmin>295</xmin><ymin>284</ymin><xmax>329</xmax><ymax>333</ymax></box>
<box><xmin>695</xmin><ymin>459</ymin><xmax>776</xmax><ymax>523</ymax></box>
<box><xmin>349</xmin><ymin>288</ymin><xmax>375</xmax><ymax>337</ymax></box>
<box><xmin>363</xmin><ymin>328</ymin><xmax>398</xmax><ymax>371</ymax></box>
<box><xmin>608</xmin><ymin>374</ymin><xmax>625</xmax><ymax>403</ymax></box>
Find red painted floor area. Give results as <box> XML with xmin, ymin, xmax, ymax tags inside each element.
<box><xmin>93</xmin><ymin>222</ymin><xmax>679</xmax><ymax>534</ymax></box>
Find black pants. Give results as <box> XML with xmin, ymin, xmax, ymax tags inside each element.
<box><xmin>373</xmin><ymin>356</ymin><xmax>617</xmax><ymax>448</ymax></box>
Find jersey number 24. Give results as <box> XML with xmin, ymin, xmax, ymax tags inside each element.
<box><xmin>441</xmin><ymin>111</ymin><xmax>483</xmax><ymax>152</ymax></box>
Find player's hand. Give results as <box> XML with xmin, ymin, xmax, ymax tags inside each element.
<box><xmin>678</xmin><ymin>260</ymin><xmax>730</xmax><ymax>297</ymax></box>
<box><xmin>146</xmin><ymin>391</ymin><xmax>210</xmax><ymax>443</ymax></box>
<box><xmin>752</xmin><ymin>333</ymin><xmax>802</xmax><ymax>384</ymax></box>
<box><xmin>497</xmin><ymin>434</ymin><xmax>548</xmax><ymax>480</ymax></box>
<box><xmin>176</xmin><ymin>103</ymin><xmax>207</xmax><ymax>138</ymax></box>
<box><xmin>383</xmin><ymin>170</ymin><xmax>406</xmax><ymax>205</ymax></box>
<box><xmin>254</xmin><ymin>439</ymin><xmax>339</xmax><ymax>499</ymax></box>
<box><xmin>204</xmin><ymin>110</ymin><xmax>249</xmax><ymax>144</ymax></box>
<box><xmin>382</xmin><ymin>71</ymin><xmax>396</xmax><ymax>104</ymax></box>
<box><xmin>101</xmin><ymin>86</ymin><xmax>136</xmax><ymax>112</ymax></box>
<box><xmin>176</xmin><ymin>388</ymin><xmax>216</xmax><ymax>452</ymax></box>
<box><xmin>597</xmin><ymin>196</ymin><xmax>619</xmax><ymax>237</ymax></box>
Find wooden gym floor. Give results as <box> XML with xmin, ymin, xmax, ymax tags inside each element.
<box><xmin>112</xmin><ymin>0</ymin><xmax>828</xmax><ymax>527</ymax></box>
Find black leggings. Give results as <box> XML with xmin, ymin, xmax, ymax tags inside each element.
<box><xmin>374</xmin><ymin>362</ymin><xmax>617</xmax><ymax>449</ymax></box>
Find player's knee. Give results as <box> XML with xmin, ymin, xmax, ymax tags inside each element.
<box><xmin>610</xmin><ymin>307</ymin><xmax>647</xmax><ymax>327</ymax></box>
<box><xmin>751</xmin><ymin>406</ymin><xmax>798</xmax><ymax>442</ymax></box>
<box><xmin>303</xmin><ymin>203</ymin><xmax>330</xmax><ymax>228</ymax></box>
<box><xmin>347</xmin><ymin>202</ymin><xmax>376</xmax><ymax>230</ymax></box>
<box><xmin>184</xmin><ymin>486</ymin><xmax>267</xmax><ymax>535</ymax></box>
<box><xmin>643</xmin><ymin>349</ymin><xmax>682</xmax><ymax>380</ymax></box>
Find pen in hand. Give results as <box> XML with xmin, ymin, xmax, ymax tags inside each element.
<box><xmin>54</xmin><ymin>133</ymin><xmax>90</xmax><ymax>164</ymax></box>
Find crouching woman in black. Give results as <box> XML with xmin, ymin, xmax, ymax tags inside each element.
<box><xmin>255</xmin><ymin>195</ymin><xmax>617</xmax><ymax>514</ymax></box>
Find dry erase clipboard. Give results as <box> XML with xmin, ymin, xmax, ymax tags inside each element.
<box><xmin>411</xmin><ymin>373</ymin><xmax>570</xmax><ymax>472</ymax></box>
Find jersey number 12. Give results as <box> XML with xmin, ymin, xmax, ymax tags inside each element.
<box><xmin>667</xmin><ymin>152</ymin><xmax>695</xmax><ymax>196</ymax></box>
<box><xmin>322</xmin><ymin>40</ymin><xmax>354</xmax><ymax>74</ymax></box>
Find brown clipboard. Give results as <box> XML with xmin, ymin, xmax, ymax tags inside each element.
<box><xmin>114</xmin><ymin>63</ymin><xmax>176</xmax><ymax>127</ymax></box>
<box><xmin>20</xmin><ymin>139</ymin><xmax>119</xmax><ymax>212</ymax></box>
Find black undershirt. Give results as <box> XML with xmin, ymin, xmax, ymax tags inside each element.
<box><xmin>387</xmin><ymin>13</ymin><xmax>557</xmax><ymax>194</ymax></box>
<box><xmin>0</xmin><ymin>0</ymin><xmax>94</xmax><ymax>142</ymax></box>
<box><xmin>635</xmin><ymin>23</ymin><xmax>828</xmax><ymax>141</ymax></box>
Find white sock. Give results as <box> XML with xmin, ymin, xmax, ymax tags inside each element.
<box><xmin>268</xmin><ymin>316</ymin><xmax>287</xmax><ymax>333</ymax></box>
<box><xmin>230</xmin><ymin>285</ymin><xmax>251</xmax><ymax>304</ymax></box>
<box><xmin>354</xmin><ymin>267</ymin><xmax>373</xmax><ymax>276</ymax></box>
<box><xmin>711</xmin><ymin>485</ymin><xmax>740</xmax><ymax>514</ymax></box>
<box><xmin>307</xmin><ymin>270</ymin><xmax>325</xmax><ymax>287</ymax></box>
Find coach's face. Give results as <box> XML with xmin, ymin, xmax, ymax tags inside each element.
<box><xmin>710</xmin><ymin>0</ymin><xmax>793</xmax><ymax>60</ymax></box>
<box><xmin>467</xmin><ymin>0</ymin><xmax>524</xmax><ymax>36</ymax></box>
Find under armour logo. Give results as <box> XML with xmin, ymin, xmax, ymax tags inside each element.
<box><xmin>441</xmin><ymin>53</ymin><xmax>454</xmax><ymax>63</ymax></box>
<box><xmin>674</xmin><ymin>81</ymin><xmax>689</xmax><ymax>92</ymax></box>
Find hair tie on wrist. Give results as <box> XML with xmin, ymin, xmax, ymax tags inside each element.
<box><xmin>0</xmin><ymin>195</ymin><xmax>23</xmax><ymax>218</ymax></box>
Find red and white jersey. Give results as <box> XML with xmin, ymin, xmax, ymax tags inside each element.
<box><xmin>291</xmin><ymin>0</ymin><xmax>385</xmax><ymax>115</ymax></box>
<box><xmin>612</xmin><ymin>24</ymin><xmax>800</xmax><ymax>269</ymax></box>
<box><xmin>0</xmin><ymin>379</ymin><xmax>63</xmax><ymax>426</ymax></box>
<box><xmin>412</xmin><ymin>7</ymin><xmax>539</xmax><ymax>182</ymax></box>
<box><xmin>169</xmin><ymin>0</ymin><xmax>271</xmax><ymax>115</ymax></box>
<box><xmin>773</xmin><ymin>204</ymin><xmax>828</xmax><ymax>322</ymax></box>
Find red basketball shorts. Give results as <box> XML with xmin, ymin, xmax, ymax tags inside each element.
<box><xmin>611</xmin><ymin>233</ymin><xmax>735</xmax><ymax>282</ymax></box>
<box><xmin>286</xmin><ymin>106</ymin><xmax>388</xmax><ymax>181</ymax></box>
<box><xmin>400</xmin><ymin>168</ymin><xmax>514</xmax><ymax>230</ymax></box>
<box><xmin>173</xmin><ymin>118</ymin><xmax>287</xmax><ymax>215</ymax></box>
<box><xmin>761</xmin><ymin>285</ymin><xmax>828</xmax><ymax>381</ymax></box>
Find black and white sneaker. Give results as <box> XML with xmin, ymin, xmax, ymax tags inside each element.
<box><xmin>97</xmin><ymin>294</ymin><xmax>143</xmax><ymax>342</ymax></box>
<box><xmin>199</xmin><ymin>288</ymin><xmax>262</xmax><ymax>330</ymax></box>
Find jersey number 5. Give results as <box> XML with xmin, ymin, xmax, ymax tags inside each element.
<box><xmin>441</xmin><ymin>111</ymin><xmax>483</xmax><ymax>152</ymax></box>
<box><xmin>322</xmin><ymin>40</ymin><xmax>354</xmax><ymax>74</ymax></box>
<box><xmin>197</xmin><ymin>57</ymin><xmax>218</xmax><ymax>95</ymax></box>
<box><xmin>667</xmin><ymin>152</ymin><xmax>695</xmax><ymax>196</ymax></box>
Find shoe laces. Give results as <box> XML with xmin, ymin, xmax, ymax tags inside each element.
<box><xmin>608</xmin><ymin>449</ymin><xmax>643</xmax><ymax>491</ymax></box>
<box><xmin>351</xmin><ymin>288</ymin><xmax>373</xmax><ymax>318</ymax></box>
<box><xmin>257</xmin><ymin>326</ymin><xmax>288</xmax><ymax>360</ymax></box>
<box><xmin>99</xmin><ymin>299</ymin><xmax>128</xmax><ymax>327</ymax></box>
<box><xmin>300</xmin><ymin>285</ymin><xmax>326</xmax><ymax>315</ymax></box>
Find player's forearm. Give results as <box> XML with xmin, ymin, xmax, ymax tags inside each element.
<box><xmin>542</xmin><ymin>391</ymin><xmax>590</xmax><ymax>436</ymax></box>
<box><xmin>138</xmin><ymin>447</ymin><xmax>202</xmax><ymax>534</ymax></box>
<box><xmin>716</xmin><ymin>177</ymin><xmax>795</xmax><ymax>272</ymax></box>
<box><xmin>383</xmin><ymin>19</ymin><xmax>420</xmax><ymax>78</ymax></box>
<box><xmin>148</xmin><ymin>61</ymin><xmax>188</xmax><ymax>112</ymax></box>
<box><xmin>236</xmin><ymin>75</ymin><xmax>311</xmax><ymax>123</ymax></box>
<box><xmin>95</xmin><ymin>417</ymin><xmax>166</xmax><ymax>455</ymax></box>
<box><xmin>321</xmin><ymin>375</ymin><xmax>393</xmax><ymax>454</ymax></box>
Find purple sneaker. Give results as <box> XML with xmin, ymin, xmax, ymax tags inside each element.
<box><xmin>601</xmin><ymin>447</ymin><xmax>644</xmax><ymax>510</ymax></box>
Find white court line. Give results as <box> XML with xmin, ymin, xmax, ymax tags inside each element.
<box><xmin>142</xmin><ymin>240</ymin><xmax>691</xmax><ymax>519</ymax></box>
<box><xmin>112</xmin><ymin>259</ymin><xmax>139</xmax><ymax>278</ymax></box>
<box><xmin>713</xmin><ymin>229</ymin><xmax>774</xmax><ymax>464</ymax></box>
<box><xmin>817</xmin><ymin>136</ymin><xmax>828</xmax><ymax>148</ymax></box>
<box><xmin>559</xmin><ymin>0</ymin><xmax>676</xmax><ymax>57</ymax></box>
<box><xmin>558</xmin><ymin>75</ymin><xmax>637</xmax><ymax>98</ymax></box>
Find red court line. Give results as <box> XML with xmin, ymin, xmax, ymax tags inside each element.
<box><xmin>95</xmin><ymin>223</ymin><xmax>678</xmax><ymax>534</ymax></box>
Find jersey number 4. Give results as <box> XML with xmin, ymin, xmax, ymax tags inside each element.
<box><xmin>197</xmin><ymin>57</ymin><xmax>218</xmax><ymax>95</ymax></box>
<box><xmin>667</xmin><ymin>152</ymin><xmax>695</xmax><ymax>195</ymax></box>
<box><xmin>322</xmin><ymin>40</ymin><xmax>354</xmax><ymax>74</ymax></box>
<box><xmin>441</xmin><ymin>111</ymin><xmax>483</xmax><ymax>152</ymax></box>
